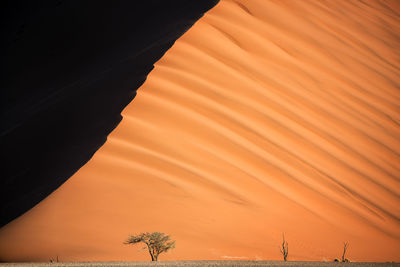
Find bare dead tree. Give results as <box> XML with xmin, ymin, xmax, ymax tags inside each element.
<box><xmin>124</xmin><ymin>232</ymin><xmax>175</xmax><ymax>261</ymax></box>
<box><xmin>342</xmin><ymin>242</ymin><xmax>349</xmax><ymax>262</ymax></box>
<box><xmin>280</xmin><ymin>233</ymin><xmax>288</xmax><ymax>261</ymax></box>
<box><xmin>49</xmin><ymin>255</ymin><xmax>59</xmax><ymax>263</ymax></box>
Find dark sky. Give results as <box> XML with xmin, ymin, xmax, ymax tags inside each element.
<box><xmin>0</xmin><ymin>0</ymin><xmax>219</xmax><ymax>227</ymax></box>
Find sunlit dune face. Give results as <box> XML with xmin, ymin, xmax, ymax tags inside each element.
<box><xmin>0</xmin><ymin>0</ymin><xmax>399</xmax><ymax>262</ymax></box>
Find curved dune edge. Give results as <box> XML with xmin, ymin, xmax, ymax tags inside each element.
<box><xmin>1</xmin><ymin>0</ymin><xmax>399</xmax><ymax>262</ymax></box>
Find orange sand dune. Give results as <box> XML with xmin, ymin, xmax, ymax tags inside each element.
<box><xmin>1</xmin><ymin>0</ymin><xmax>399</xmax><ymax>262</ymax></box>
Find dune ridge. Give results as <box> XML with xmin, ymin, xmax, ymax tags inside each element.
<box><xmin>0</xmin><ymin>0</ymin><xmax>399</xmax><ymax>262</ymax></box>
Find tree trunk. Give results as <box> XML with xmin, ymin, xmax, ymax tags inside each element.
<box><xmin>147</xmin><ymin>246</ymin><xmax>155</xmax><ymax>261</ymax></box>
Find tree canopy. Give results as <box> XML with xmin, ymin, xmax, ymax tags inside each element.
<box><xmin>125</xmin><ymin>232</ymin><xmax>175</xmax><ymax>261</ymax></box>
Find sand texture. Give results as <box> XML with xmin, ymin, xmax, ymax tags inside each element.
<box><xmin>0</xmin><ymin>0</ymin><xmax>399</xmax><ymax>262</ymax></box>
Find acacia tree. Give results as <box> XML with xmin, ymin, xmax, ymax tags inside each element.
<box><xmin>124</xmin><ymin>232</ymin><xmax>175</xmax><ymax>261</ymax></box>
<box><xmin>280</xmin><ymin>233</ymin><xmax>288</xmax><ymax>261</ymax></box>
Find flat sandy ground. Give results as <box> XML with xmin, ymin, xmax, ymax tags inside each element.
<box><xmin>0</xmin><ymin>261</ymin><xmax>399</xmax><ymax>267</ymax></box>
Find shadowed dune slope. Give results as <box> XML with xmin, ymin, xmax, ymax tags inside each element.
<box><xmin>0</xmin><ymin>0</ymin><xmax>218</xmax><ymax>227</ymax></box>
<box><xmin>1</xmin><ymin>0</ymin><xmax>399</xmax><ymax>262</ymax></box>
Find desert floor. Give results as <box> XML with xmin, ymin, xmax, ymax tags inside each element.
<box><xmin>0</xmin><ymin>261</ymin><xmax>399</xmax><ymax>267</ymax></box>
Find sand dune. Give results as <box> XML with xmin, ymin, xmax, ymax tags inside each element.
<box><xmin>0</xmin><ymin>0</ymin><xmax>218</xmax><ymax>228</ymax></box>
<box><xmin>0</xmin><ymin>0</ymin><xmax>399</xmax><ymax>262</ymax></box>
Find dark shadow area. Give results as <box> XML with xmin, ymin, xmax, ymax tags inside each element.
<box><xmin>0</xmin><ymin>0</ymin><xmax>219</xmax><ymax>227</ymax></box>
